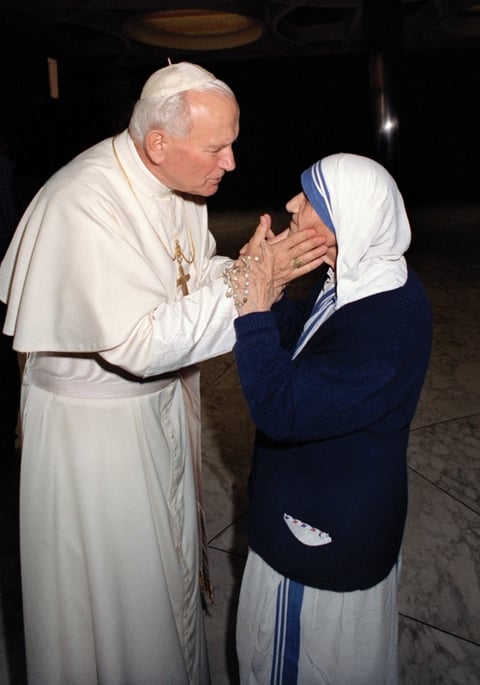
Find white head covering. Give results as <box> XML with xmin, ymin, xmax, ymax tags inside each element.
<box><xmin>140</xmin><ymin>61</ymin><xmax>218</xmax><ymax>100</ymax></box>
<box><xmin>301</xmin><ymin>153</ymin><xmax>410</xmax><ymax>309</ymax></box>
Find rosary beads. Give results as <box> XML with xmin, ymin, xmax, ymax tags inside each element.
<box><xmin>223</xmin><ymin>255</ymin><xmax>259</xmax><ymax>310</ymax></box>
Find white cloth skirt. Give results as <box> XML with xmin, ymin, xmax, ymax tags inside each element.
<box><xmin>236</xmin><ymin>550</ymin><xmax>399</xmax><ymax>685</ymax></box>
<box><xmin>20</xmin><ymin>372</ymin><xmax>210</xmax><ymax>685</ymax></box>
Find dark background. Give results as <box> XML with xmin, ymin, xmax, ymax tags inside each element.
<box><xmin>0</xmin><ymin>7</ymin><xmax>478</xmax><ymax>211</ymax></box>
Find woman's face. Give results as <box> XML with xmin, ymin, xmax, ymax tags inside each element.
<box><xmin>285</xmin><ymin>192</ymin><xmax>338</xmax><ymax>269</ymax></box>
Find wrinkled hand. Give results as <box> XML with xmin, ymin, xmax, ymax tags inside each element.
<box><xmin>268</xmin><ymin>224</ymin><xmax>327</xmax><ymax>288</ymax></box>
<box><xmin>229</xmin><ymin>245</ymin><xmax>278</xmax><ymax>315</ymax></box>
<box><xmin>241</xmin><ymin>214</ymin><xmax>327</xmax><ymax>288</ymax></box>
<box><xmin>227</xmin><ymin>216</ymin><xmax>279</xmax><ymax>314</ymax></box>
<box><xmin>228</xmin><ymin>214</ymin><xmax>328</xmax><ymax>316</ymax></box>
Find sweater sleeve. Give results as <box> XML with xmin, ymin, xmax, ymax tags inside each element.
<box><xmin>233</xmin><ymin>279</ymin><xmax>432</xmax><ymax>442</ymax></box>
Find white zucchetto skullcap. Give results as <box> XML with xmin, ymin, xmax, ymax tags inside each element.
<box><xmin>140</xmin><ymin>61</ymin><xmax>217</xmax><ymax>100</ymax></box>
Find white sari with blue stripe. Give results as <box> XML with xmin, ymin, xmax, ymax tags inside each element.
<box><xmin>236</xmin><ymin>550</ymin><xmax>399</xmax><ymax>685</ymax></box>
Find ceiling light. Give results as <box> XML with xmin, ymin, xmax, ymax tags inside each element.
<box><xmin>124</xmin><ymin>9</ymin><xmax>263</xmax><ymax>51</ymax></box>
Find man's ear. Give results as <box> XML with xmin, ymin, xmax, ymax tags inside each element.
<box><xmin>145</xmin><ymin>129</ymin><xmax>165</xmax><ymax>164</ymax></box>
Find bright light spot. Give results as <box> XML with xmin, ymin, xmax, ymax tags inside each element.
<box><xmin>382</xmin><ymin>118</ymin><xmax>397</xmax><ymax>133</ymax></box>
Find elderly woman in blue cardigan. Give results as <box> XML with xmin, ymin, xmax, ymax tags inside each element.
<box><xmin>225</xmin><ymin>153</ymin><xmax>432</xmax><ymax>684</ymax></box>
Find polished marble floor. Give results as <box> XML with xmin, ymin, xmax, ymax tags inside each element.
<box><xmin>1</xmin><ymin>202</ymin><xmax>479</xmax><ymax>684</ymax></box>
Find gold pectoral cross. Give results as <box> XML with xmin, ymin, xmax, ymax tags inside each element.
<box><xmin>174</xmin><ymin>238</ymin><xmax>193</xmax><ymax>296</ymax></box>
<box><xmin>176</xmin><ymin>263</ymin><xmax>190</xmax><ymax>296</ymax></box>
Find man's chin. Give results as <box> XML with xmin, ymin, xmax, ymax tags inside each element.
<box><xmin>187</xmin><ymin>180</ymin><xmax>222</xmax><ymax>197</ymax></box>
<box><xmin>203</xmin><ymin>182</ymin><xmax>221</xmax><ymax>196</ymax></box>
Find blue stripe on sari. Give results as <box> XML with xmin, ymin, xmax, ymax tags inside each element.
<box><xmin>271</xmin><ymin>578</ymin><xmax>305</xmax><ymax>685</ymax></box>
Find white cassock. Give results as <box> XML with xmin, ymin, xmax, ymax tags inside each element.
<box><xmin>0</xmin><ymin>129</ymin><xmax>237</xmax><ymax>685</ymax></box>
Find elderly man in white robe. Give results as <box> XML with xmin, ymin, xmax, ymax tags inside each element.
<box><xmin>0</xmin><ymin>61</ymin><xmax>326</xmax><ymax>684</ymax></box>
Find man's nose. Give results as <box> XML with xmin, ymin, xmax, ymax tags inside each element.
<box><xmin>220</xmin><ymin>148</ymin><xmax>236</xmax><ymax>172</ymax></box>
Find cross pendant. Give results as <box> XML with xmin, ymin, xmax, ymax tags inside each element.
<box><xmin>176</xmin><ymin>263</ymin><xmax>190</xmax><ymax>296</ymax></box>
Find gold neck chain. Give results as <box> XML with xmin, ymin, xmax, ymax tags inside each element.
<box><xmin>112</xmin><ymin>137</ymin><xmax>195</xmax><ymax>295</ymax></box>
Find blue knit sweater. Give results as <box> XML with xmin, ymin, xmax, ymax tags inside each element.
<box><xmin>233</xmin><ymin>268</ymin><xmax>432</xmax><ymax>591</ymax></box>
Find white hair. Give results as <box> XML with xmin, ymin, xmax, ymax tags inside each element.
<box><xmin>128</xmin><ymin>80</ymin><xmax>236</xmax><ymax>142</ymax></box>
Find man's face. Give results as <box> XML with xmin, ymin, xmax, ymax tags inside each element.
<box><xmin>159</xmin><ymin>91</ymin><xmax>239</xmax><ymax>197</ymax></box>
